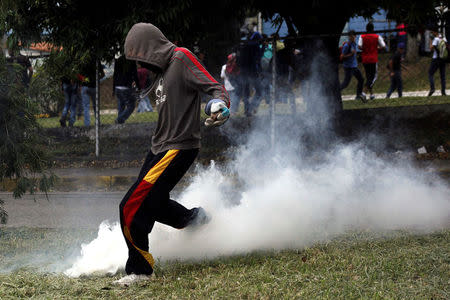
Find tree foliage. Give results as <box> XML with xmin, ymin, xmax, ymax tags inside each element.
<box><xmin>0</xmin><ymin>0</ymin><xmax>246</xmax><ymax>64</ymax></box>
<box><xmin>0</xmin><ymin>54</ymin><xmax>56</xmax><ymax>224</ymax></box>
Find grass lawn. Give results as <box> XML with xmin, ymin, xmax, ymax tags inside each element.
<box><xmin>37</xmin><ymin>96</ymin><xmax>450</xmax><ymax>129</ymax></box>
<box><xmin>0</xmin><ymin>228</ymin><xmax>448</xmax><ymax>299</ymax></box>
<box><xmin>37</xmin><ymin>111</ymin><xmax>160</xmax><ymax>128</ymax></box>
<box><xmin>343</xmin><ymin>95</ymin><xmax>450</xmax><ymax>110</ymax></box>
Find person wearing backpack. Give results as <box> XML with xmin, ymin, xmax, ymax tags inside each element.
<box><xmin>340</xmin><ymin>30</ymin><xmax>365</xmax><ymax>101</ymax></box>
<box><xmin>428</xmin><ymin>28</ymin><xmax>447</xmax><ymax>96</ymax></box>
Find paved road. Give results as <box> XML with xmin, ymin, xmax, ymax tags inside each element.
<box><xmin>1</xmin><ymin>192</ymin><xmax>123</xmax><ymax>228</ymax></box>
<box><xmin>1</xmin><ymin>160</ymin><xmax>448</xmax><ymax>228</ymax></box>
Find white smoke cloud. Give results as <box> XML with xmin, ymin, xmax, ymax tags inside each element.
<box><xmin>65</xmin><ymin>142</ymin><xmax>450</xmax><ymax>277</ymax></box>
<box><xmin>64</xmin><ymin>48</ymin><xmax>450</xmax><ymax>277</ymax></box>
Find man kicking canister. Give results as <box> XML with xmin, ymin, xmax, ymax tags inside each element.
<box><xmin>115</xmin><ymin>23</ymin><xmax>230</xmax><ymax>286</ymax></box>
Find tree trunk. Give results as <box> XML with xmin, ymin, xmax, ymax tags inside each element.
<box><xmin>406</xmin><ymin>33</ymin><xmax>419</xmax><ymax>62</ymax></box>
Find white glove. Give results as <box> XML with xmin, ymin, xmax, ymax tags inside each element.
<box><xmin>204</xmin><ymin>99</ymin><xmax>230</xmax><ymax>127</ymax></box>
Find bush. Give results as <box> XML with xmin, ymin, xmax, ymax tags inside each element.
<box><xmin>28</xmin><ymin>63</ymin><xmax>65</xmax><ymax>117</ymax></box>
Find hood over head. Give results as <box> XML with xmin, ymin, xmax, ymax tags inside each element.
<box><xmin>125</xmin><ymin>23</ymin><xmax>176</xmax><ymax>70</ymax></box>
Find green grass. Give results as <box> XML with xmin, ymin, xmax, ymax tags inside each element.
<box><xmin>37</xmin><ymin>111</ymin><xmax>159</xmax><ymax>128</ymax></box>
<box><xmin>340</xmin><ymin>53</ymin><xmax>450</xmax><ymax>95</ymax></box>
<box><xmin>37</xmin><ymin>110</ymin><xmax>213</xmax><ymax>128</ymax></box>
<box><xmin>343</xmin><ymin>95</ymin><xmax>450</xmax><ymax>110</ymax></box>
<box><xmin>37</xmin><ymin>96</ymin><xmax>450</xmax><ymax>129</ymax></box>
<box><xmin>0</xmin><ymin>228</ymin><xmax>448</xmax><ymax>299</ymax></box>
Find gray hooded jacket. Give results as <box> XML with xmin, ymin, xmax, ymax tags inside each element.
<box><xmin>125</xmin><ymin>23</ymin><xmax>230</xmax><ymax>154</ymax></box>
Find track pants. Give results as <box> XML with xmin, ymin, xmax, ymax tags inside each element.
<box><xmin>119</xmin><ymin>148</ymin><xmax>199</xmax><ymax>275</ymax></box>
<box><xmin>363</xmin><ymin>63</ymin><xmax>378</xmax><ymax>89</ymax></box>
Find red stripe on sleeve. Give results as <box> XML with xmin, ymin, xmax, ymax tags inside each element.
<box><xmin>175</xmin><ymin>47</ymin><xmax>218</xmax><ymax>84</ymax></box>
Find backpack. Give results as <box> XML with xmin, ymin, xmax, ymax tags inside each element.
<box><xmin>438</xmin><ymin>39</ymin><xmax>449</xmax><ymax>61</ymax></box>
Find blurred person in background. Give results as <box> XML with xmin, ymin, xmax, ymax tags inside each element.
<box><xmin>221</xmin><ymin>53</ymin><xmax>238</xmax><ymax>112</ymax></box>
<box><xmin>358</xmin><ymin>22</ymin><xmax>386</xmax><ymax>100</ymax></box>
<box><xmin>340</xmin><ymin>30</ymin><xmax>365</xmax><ymax>101</ymax></box>
<box><xmin>427</xmin><ymin>28</ymin><xmax>447</xmax><ymax>97</ymax></box>
<box><xmin>59</xmin><ymin>75</ymin><xmax>78</xmax><ymax>127</ymax></box>
<box><xmin>386</xmin><ymin>42</ymin><xmax>405</xmax><ymax>99</ymax></box>
<box><xmin>112</xmin><ymin>55</ymin><xmax>140</xmax><ymax>124</ymax></box>
<box><xmin>136</xmin><ymin>62</ymin><xmax>153</xmax><ymax>112</ymax></box>
<box><xmin>79</xmin><ymin>58</ymin><xmax>104</xmax><ymax>127</ymax></box>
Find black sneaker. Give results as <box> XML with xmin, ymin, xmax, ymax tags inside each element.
<box><xmin>59</xmin><ymin>118</ymin><xmax>66</xmax><ymax>127</ymax></box>
<box><xmin>427</xmin><ymin>89</ymin><xmax>435</xmax><ymax>97</ymax></box>
<box><xmin>187</xmin><ymin>207</ymin><xmax>211</xmax><ymax>228</ymax></box>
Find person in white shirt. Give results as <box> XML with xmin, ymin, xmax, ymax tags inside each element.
<box><xmin>428</xmin><ymin>28</ymin><xmax>447</xmax><ymax>96</ymax></box>
<box><xmin>221</xmin><ymin>54</ymin><xmax>239</xmax><ymax>112</ymax></box>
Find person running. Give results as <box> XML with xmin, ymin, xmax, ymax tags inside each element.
<box><xmin>358</xmin><ymin>22</ymin><xmax>386</xmax><ymax>100</ymax></box>
<box><xmin>340</xmin><ymin>30</ymin><xmax>365</xmax><ymax>101</ymax></box>
<box><xmin>386</xmin><ymin>42</ymin><xmax>405</xmax><ymax>98</ymax></box>
<box><xmin>115</xmin><ymin>23</ymin><xmax>230</xmax><ymax>286</ymax></box>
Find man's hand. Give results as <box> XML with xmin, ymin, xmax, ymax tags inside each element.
<box><xmin>204</xmin><ymin>99</ymin><xmax>230</xmax><ymax>127</ymax></box>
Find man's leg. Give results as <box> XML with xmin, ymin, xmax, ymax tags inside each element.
<box><xmin>60</xmin><ymin>83</ymin><xmax>71</xmax><ymax>127</ymax></box>
<box><xmin>81</xmin><ymin>86</ymin><xmax>91</xmax><ymax>126</ymax></box>
<box><xmin>397</xmin><ymin>71</ymin><xmax>403</xmax><ymax>98</ymax></box>
<box><xmin>68</xmin><ymin>85</ymin><xmax>78</xmax><ymax>126</ymax></box>
<box><xmin>240</xmin><ymin>76</ymin><xmax>251</xmax><ymax>116</ymax></box>
<box><xmin>368</xmin><ymin>63</ymin><xmax>377</xmax><ymax>99</ymax></box>
<box><xmin>438</xmin><ymin>59</ymin><xmax>446</xmax><ymax>95</ymax></box>
<box><xmin>339</xmin><ymin>68</ymin><xmax>352</xmax><ymax>91</ymax></box>
<box><xmin>230</xmin><ymin>78</ymin><xmax>241</xmax><ymax>113</ymax></box>
<box><xmin>116</xmin><ymin>89</ymin><xmax>126</xmax><ymax>123</ymax></box>
<box><xmin>119</xmin><ymin>149</ymin><xmax>199</xmax><ymax>275</ymax></box>
<box><xmin>120</xmin><ymin>89</ymin><xmax>137</xmax><ymax>123</ymax></box>
<box><xmin>386</xmin><ymin>74</ymin><xmax>396</xmax><ymax>99</ymax></box>
<box><xmin>353</xmin><ymin>68</ymin><xmax>364</xmax><ymax>98</ymax></box>
<box><xmin>428</xmin><ymin>59</ymin><xmax>438</xmax><ymax>95</ymax></box>
<box><xmin>76</xmin><ymin>90</ymin><xmax>83</xmax><ymax>120</ymax></box>
<box><xmin>88</xmin><ymin>87</ymin><xmax>97</xmax><ymax>118</ymax></box>
<box><xmin>251</xmin><ymin>75</ymin><xmax>264</xmax><ymax>114</ymax></box>
<box><xmin>362</xmin><ymin>63</ymin><xmax>370</xmax><ymax>95</ymax></box>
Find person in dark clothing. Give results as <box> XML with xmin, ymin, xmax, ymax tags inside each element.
<box><xmin>59</xmin><ymin>76</ymin><xmax>79</xmax><ymax>127</ymax></box>
<box><xmin>7</xmin><ymin>48</ymin><xmax>33</xmax><ymax>88</ymax></box>
<box><xmin>340</xmin><ymin>30</ymin><xmax>365</xmax><ymax>101</ymax></box>
<box><xmin>386</xmin><ymin>42</ymin><xmax>405</xmax><ymax>98</ymax></box>
<box><xmin>115</xmin><ymin>23</ymin><xmax>230</xmax><ymax>286</ymax></box>
<box><xmin>79</xmin><ymin>59</ymin><xmax>105</xmax><ymax>126</ymax></box>
<box><xmin>113</xmin><ymin>55</ymin><xmax>140</xmax><ymax>123</ymax></box>
<box><xmin>275</xmin><ymin>38</ymin><xmax>297</xmax><ymax>113</ymax></box>
<box><xmin>237</xmin><ymin>30</ymin><xmax>263</xmax><ymax>116</ymax></box>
